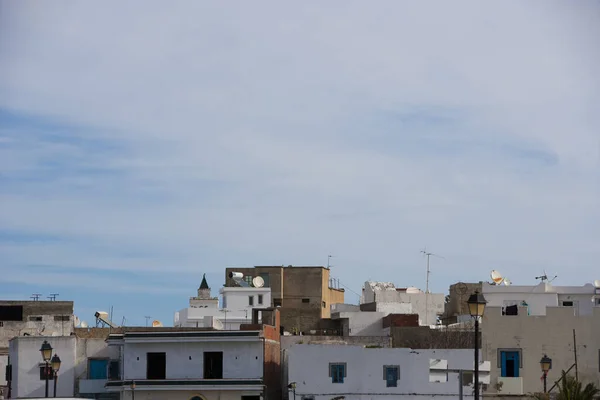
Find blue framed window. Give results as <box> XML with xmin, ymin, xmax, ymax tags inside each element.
<box><xmin>89</xmin><ymin>359</ymin><xmax>108</xmax><ymax>379</ymax></box>
<box><xmin>383</xmin><ymin>365</ymin><xmax>399</xmax><ymax>387</ymax></box>
<box><xmin>500</xmin><ymin>351</ymin><xmax>520</xmax><ymax>377</ymax></box>
<box><xmin>329</xmin><ymin>363</ymin><xmax>346</xmax><ymax>383</ymax></box>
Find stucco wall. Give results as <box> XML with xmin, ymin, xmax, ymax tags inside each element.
<box><xmin>281</xmin><ymin>335</ymin><xmax>391</xmax><ymax>350</ymax></box>
<box><xmin>118</xmin><ymin>389</ymin><xmax>262</xmax><ymax>400</ymax></box>
<box><xmin>9</xmin><ymin>335</ymin><xmax>76</xmax><ymax>398</ymax></box>
<box><xmin>482</xmin><ymin>305</ymin><xmax>600</xmax><ymax>395</ymax></box>
<box><xmin>286</xmin><ymin>344</ymin><xmax>490</xmax><ymax>400</ymax></box>
<box><xmin>121</xmin><ymin>340</ymin><xmax>264</xmax><ymax>380</ymax></box>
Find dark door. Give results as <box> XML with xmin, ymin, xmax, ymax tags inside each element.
<box><xmin>203</xmin><ymin>351</ymin><xmax>223</xmax><ymax>379</ymax></box>
<box><xmin>146</xmin><ymin>352</ymin><xmax>166</xmax><ymax>379</ymax></box>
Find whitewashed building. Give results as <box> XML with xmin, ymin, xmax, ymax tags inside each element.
<box><xmin>174</xmin><ymin>274</ymin><xmax>271</xmax><ymax>330</ymax></box>
<box><xmin>105</xmin><ymin>310</ymin><xmax>281</xmax><ymax>400</ymax></box>
<box><xmin>7</xmin><ymin>333</ymin><xmax>119</xmax><ymax>399</ymax></box>
<box><xmin>285</xmin><ymin>344</ymin><xmax>490</xmax><ymax>400</ymax></box>
<box><xmin>481</xmin><ymin>281</ymin><xmax>600</xmax><ymax>317</ymax></box>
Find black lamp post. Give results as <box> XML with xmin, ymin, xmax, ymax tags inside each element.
<box><xmin>540</xmin><ymin>354</ymin><xmax>552</xmax><ymax>393</ymax></box>
<box><xmin>467</xmin><ymin>291</ymin><xmax>487</xmax><ymax>400</ymax></box>
<box><xmin>39</xmin><ymin>341</ymin><xmax>53</xmax><ymax>398</ymax></box>
<box><xmin>287</xmin><ymin>382</ymin><xmax>297</xmax><ymax>400</ymax></box>
<box><xmin>51</xmin><ymin>354</ymin><xmax>61</xmax><ymax>398</ymax></box>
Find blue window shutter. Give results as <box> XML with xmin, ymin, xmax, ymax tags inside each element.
<box><xmin>89</xmin><ymin>359</ymin><xmax>108</xmax><ymax>379</ymax></box>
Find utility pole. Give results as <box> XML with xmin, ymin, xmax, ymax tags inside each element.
<box><xmin>327</xmin><ymin>255</ymin><xmax>333</xmax><ymax>269</ymax></box>
<box><xmin>144</xmin><ymin>316</ymin><xmax>151</xmax><ymax>327</ymax></box>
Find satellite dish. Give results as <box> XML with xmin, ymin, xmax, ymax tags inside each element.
<box><xmin>490</xmin><ymin>270</ymin><xmax>504</xmax><ymax>285</ymax></box>
<box><xmin>80</xmin><ymin>321</ymin><xmax>88</xmax><ymax>328</ymax></box>
<box><xmin>152</xmin><ymin>320</ymin><xmax>163</xmax><ymax>327</ymax></box>
<box><xmin>503</xmin><ymin>278</ymin><xmax>512</xmax><ymax>286</ymax></box>
<box><xmin>252</xmin><ymin>276</ymin><xmax>265</xmax><ymax>288</ymax></box>
<box><xmin>594</xmin><ymin>280</ymin><xmax>600</xmax><ymax>288</ymax></box>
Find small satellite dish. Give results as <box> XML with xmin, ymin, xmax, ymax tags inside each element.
<box><xmin>503</xmin><ymin>278</ymin><xmax>512</xmax><ymax>286</ymax></box>
<box><xmin>80</xmin><ymin>321</ymin><xmax>88</xmax><ymax>328</ymax></box>
<box><xmin>152</xmin><ymin>320</ymin><xmax>163</xmax><ymax>327</ymax></box>
<box><xmin>252</xmin><ymin>276</ymin><xmax>265</xmax><ymax>288</ymax></box>
<box><xmin>490</xmin><ymin>270</ymin><xmax>504</xmax><ymax>285</ymax></box>
<box><xmin>594</xmin><ymin>280</ymin><xmax>600</xmax><ymax>288</ymax></box>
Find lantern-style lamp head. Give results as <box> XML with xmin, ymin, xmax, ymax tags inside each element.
<box><xmin>288</xmin><ymin>382</ymin><xmax>297</xmax><ymax>389</ymax></box>
<box><xmin>467</xmin><ymin>291</ymin><xmax>487</xmax><ymax>318</ymax></box>
<box><xmin>40</xmin><ymin>340</ymin><xmax>53</xmax><ymax>362</ymax></box>
<box><xmin>51</xmin><ymin>354</ymin><xmax>61</xmax><ymax>372</ymax></box>
<box><xmin>540</xmin><ymin>354</ymin><xmax>552</xmax><ymax>373</ymax></box>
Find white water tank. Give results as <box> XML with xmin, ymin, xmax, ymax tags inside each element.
<box><xmin>406</xmin><ymin>287</ymin><xmax>421</xmax><ymax>294</ymax></box>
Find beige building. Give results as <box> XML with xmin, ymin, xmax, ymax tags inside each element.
<box><xmin>482</xmin><ymin>305</ymin><xmax>600</xmax><ymax>396</ymax></box>
<box><xmin>224</xmin><ymin>266</ymin><xmax>344</xmax><ymax>333</ymax></box>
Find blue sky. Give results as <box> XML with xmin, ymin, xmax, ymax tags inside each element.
<box><xmin>1</xmin><ymin>1</ymin><xmax>599</xmax><ymax>326</ymax></box>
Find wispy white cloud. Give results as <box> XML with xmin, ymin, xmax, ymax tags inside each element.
<box><xmin>0</xmin><ymin>0</ymin><xmax>599</xmax><ymax>319</ymax></box>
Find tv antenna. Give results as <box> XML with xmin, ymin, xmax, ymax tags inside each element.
<box><xmin>30</xmin><ymin>293</ymin><xmax>42</xmax><ymax>301</ymax></box>
<box><xmin>421</xmin><ymin>248</ymin><xmax>444</xmax><ymax>294</ymax></box>
<box><xmin>327</xmin><ymin>255</ymin><xmax>334</xmax><ymax>269</ymax></box>
<box><xmin>144</xmin><ymin>316</ymin><xmax>151</xmax><ymax>327</ymax></box>
<box><xmin>535</xmin><ymin>270</ymin><xmax>558</xmax><ymax>283</ymax></box>
<box><xmin>48</xmin><ymin>293</ymin><xmax>59</xmax><ymax>301</ymax></box>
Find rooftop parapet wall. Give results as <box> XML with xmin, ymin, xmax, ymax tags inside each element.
<box><xmin>483</xmin><ymin>305</ymin><xmax>600</xmax><ymax>320</ymax></box>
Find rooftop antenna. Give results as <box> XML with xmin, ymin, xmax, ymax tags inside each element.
<box><xmin>535</xmin><ymin>270</ymin><xmax>558</xmax><ymax>283</ymax></box>
<box><xmin>144</xmin><ymin>316</ymin><xmax>151</xmax><ymax>327</ymax></box>
<box><xmin>47</xmin><ymin>293</ymin><xmax>59</xmax><ymax>301</ymax></box>
<box><xmin>421</xmin><ymin>248</ymin><xmax>444</xmax><ymax>326</ymax></box>
<box><xmin>30</xmin><ymin>294</ymin><xmax>42</xmax><ymax>301</ymax></box>
<box><xmin>327</xmin><ymin>255</ymin><xmax>334</xmax><ymax>269</ymax></box>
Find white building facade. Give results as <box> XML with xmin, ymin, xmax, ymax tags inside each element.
<box><xmin>105</xmin><ymin>330</ymin><xmax>266</xmax><ymax>400</ymax></box>
<box><xmin>285</xmin><ymin>344</ymin><xmax>490</xmax><ymax>400</ymax></box>
<box><xmin>175</xmin><ymin>274</ymin><xmax>271</xmax><ymax>330</ymax></box>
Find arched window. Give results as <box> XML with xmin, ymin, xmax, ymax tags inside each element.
<box><xmin>190</xmin><ymin>396</ymin><xmax>206</xmax><ymax>400</ymax></box>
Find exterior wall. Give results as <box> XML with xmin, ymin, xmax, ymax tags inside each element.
<box><xmin>118</xmin><ymin>389</ymin><xmax>262</xmax><ymax>400</ymax></box>
<box><xmin>286</xmin><ymin>344</ymin><xmax>490</xmax><ymax>400</ymax></box>
<box><xmin>9</xmin><ymin>335</ymin><xmax>76</xmax><ymax>398</ymax></box>
<box><xmin>374</xmin><ymin>291</ymin><xmax>445</xmax><ymax>326</ymax></box>
<box><xmin>445</xmin><ymin>282</ymin><xmax>483</xmax><ymax>320</ymax></box>
<box><xmin>221</xmin><ymin>287</ymin><xmax>272</xmax><ymax>316</ymax></box>
<box><xmin>75</xmin><ymin>337</ymin><xmax>119</xmax><ymax>397</ymax></box>
<box><xmin>122</xmin><ymin>340</ymin><xmax>263</xmax><ymax>380</ymax></box>
<box><xmin>482</xmin><ymin>282</ymin><xmax>598</xmax><ymax>317</ymax></box>
<box><xmin>391</xmin><ymin>326</ymin><xmax>475</xmax><ymax>349</ymax></box>
<box><xmin>0</xmin><ymin>300</ymin><xmax>74</xmax><ymax>390</ymax></box>
<box><xmin>332</xmin><ymin>311</ymin><xmax>387</xmax><ymax>336</ymax></box>
<box><xmin>482</xmin><ymin>305</ymin><xmax>600</xmax><ymax>395</ymax></box>
<box><xmin>281</xmin><ymin>335</ymin><xmax>391</xmax><ymax>350</ymax></box>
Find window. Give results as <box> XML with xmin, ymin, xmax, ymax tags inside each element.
<box><xmin>302</xmin><ymin>298</ymin><xmax>310</xmax><ymax>303</ymax></box>
<box><xmin>329</xmin><ymin>362</ymin><xmax>346</xmax><ymax>383</ymax></box>
<box><xmin>54</xmin><ymin>315</ymin><xmax>70</xmax><ymax>321</ymax></box>
<box><xmin>204</xmin><ymin>352</ymin><xmax>223</xmax><ymax>379</ymax></box>
<box><xmin>39</xmin><ymin>365</ymin><xmax>52</xmax><ymax>380</ymax></box>
<box><xmin>29</xmin><ymin>316</ymin><xmax>43</xmax><ymax>322</ymax></box>
<box><xmin>0</xmin><ymin>321</ymin><xmax>3</xmax><ymax>327</ymax></box>
<box><xmin>258</xmin><ymin>295</ymin><xmax>263</xmax><ymax>305</ymax></box>
<box><xmin>146</xmin><ymin>352</ymin><xmax>166</xmax><ymax>380</ymax></box>
<box><xmin>0</xmin><ymin>306</ymin><xmax>23</xmax><ymax>321</ymax></box>
<box><xmin>89</xmin><ymin>359</ymin><xmax>108</xmax><ymax>379</ymax></box>
<box><xmin>562</xmin><ymin>301</ymin><xmax>574</xmax><ymax>307</ymax></box>
<box><xmin>248</xmin><ymin>296</ymin><xmax>254</xmax><ymax>306</ymax></box>
<box><xmin>241</xmin><ymin>396</ymin><xmax>260</xmax><ymax>400</ymax></box>
<box><xmin>383</xmin><ymin>365</ymin><xmax>399</xmax><ymax>387</ymax></box>
<box><xmin>322</xmin><ymin>301</ymin><xmax>326</xmax><ymax>308</ymax></box>
<box><xmin>461</xmin><ymin>371</ymin><xmax>474</xmax><ymax>386</ymax></box>
<box><xmin>499</xmin><ymin>350</ymin><xmax>520</xmax><ymax>377</ymax></box>
<box><xmin>274</xmin><ymin>298</ymin><xmax>282</xmax><ymax>307</ymax></box>
<box><xmin>301</xmin><ymin>397</ymin><xmax>315</xmax><ymax>400</ymax></box>
<box><xmin>108</xmin><ymin>360</ymin><xmax>120</xmax><ymax>380</ymax></box>
<box><xmin>222</xmin><ymin>296</ymin><xmax>227</xmax><ymax>308</ymax></box>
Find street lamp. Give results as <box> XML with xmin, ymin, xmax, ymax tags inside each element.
<box><xmin>540</xmin><ymin>354</ymin><xmax>552</xmax><ymax>393</ymax></box>
<box><xmin>51</xmin><ymin>354</ymin><xmax>61</xmax><ymax>398</ymax></box>
<box><xmin>467</xmin><ymin>291</ymin><xmax>487</xmax><ymax>400</ymax></box>
<box><xmin>39</xmin><ymin>341</ymin><xmax>53</xmax><ymax>398</ymax></box>
<box><xmin>287</xmin><ymin>382</ymin><xmax>297</xmax><ymax>400</ymax></box>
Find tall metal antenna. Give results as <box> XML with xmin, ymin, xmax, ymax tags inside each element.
<box><xmin>327</xmin><ymin>255</ymin><xmax>334</xmax><ymax>269</ymax></box>
<box><xmin>30</xmin><ymin>294</ymin><xmax>42</xmax><ymax>301</ymax></box>
<box><xmin>47</xmin><ymin>294</ymin><xmax>59</xmax><ymax>301</ymax></box>
<box><xmin>144</xmin><ymin>316</ymin><xmax>151</xmax><ymax>327</ymax></box>
<box><xmin>421</xmin><ymin>248</ymin><xmax>445</xmax><ymax>326</ymax></box>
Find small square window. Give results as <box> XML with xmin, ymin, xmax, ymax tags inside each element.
<box><xmin>248</xmin><ymin>296</ymin><xmax>254</xmax><ymax>306</ymax></box>
<box><xmin>29</xmin><ymin>316</ymin><xmax>43</xmax><ymax>322</ymax></box>
<box><xmin>54</xmin><ymin>315</ymin><xmax>70</xmax><ymax>322</ymax></box>
<box><xmin>562</xmin><ymin>301</ymin><xmax>574</xmax><ymax>307</ymax></box>
<box><xmin>302</xmin><ymin>298</ymin><xmax>310</xmax><ymax>303</ymax></box>
<box><xmin>329</xmin><ymin>362</ymin><xmax>346</xmax><ymax>383</ymax></box>
<box><xmin>274</xmin><ymin>298</ymin><xmax>282</xmax><ymax>307</ymax></box>
<box><xmin>258</xmin><ymin>295</ymin><xmax>263</xmax><ymax>305</ymax></box>
<box><xmin>383</xmin><ymin>365</ymin><xmax>399</xmax><ymax>387</ymax></box>
<box><xmin>322</xmin><ymin>301</ymin><xmax>326</xmax><ymax>308</ymax></box>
